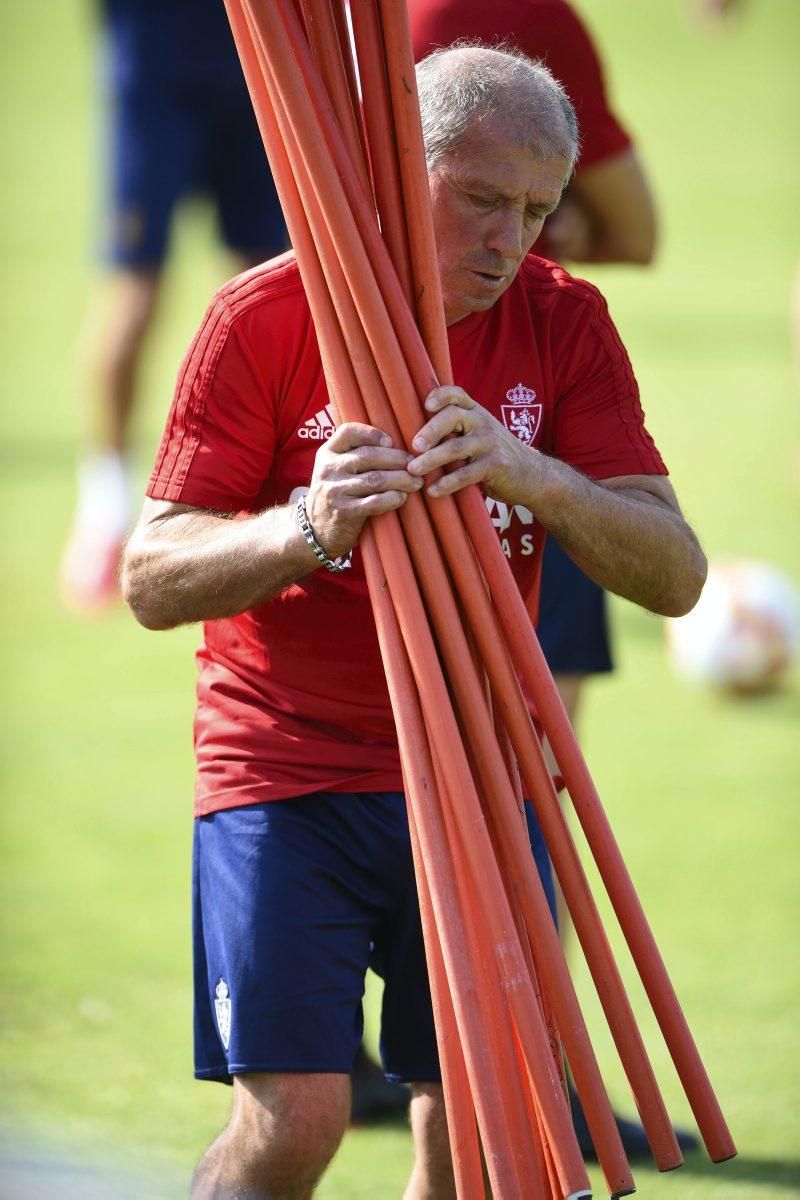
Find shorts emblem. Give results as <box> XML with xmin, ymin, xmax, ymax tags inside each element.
<box><xmin>214</xmin><ymin>978</ymin><xmax>232</xmax><ymax>1051</ymax></box>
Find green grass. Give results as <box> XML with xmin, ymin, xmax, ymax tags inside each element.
<box><xmin>1</xmin><ymin>1</ymin><xmax>799</xmax><ymax>1196</ymax></box>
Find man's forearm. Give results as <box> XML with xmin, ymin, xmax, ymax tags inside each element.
<box><xmin>515</xmin><ymin>454</ymin><xmax>707</xmax><ymax>617</ymax></box>
<box><xmin>123</xmin><ymin>503</ymin><xmax>319</xmax><ymax>630</ymax></box>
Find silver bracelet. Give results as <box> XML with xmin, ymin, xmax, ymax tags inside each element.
<box><xmin>294</xmin><ymin>494</ymin><xmax>351</xmax><ymax>573</ymax></box>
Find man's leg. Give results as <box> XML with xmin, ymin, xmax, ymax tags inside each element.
<box><xmin>192</xmin><ymin>1072</ymin><xmax>350</xmax><ymax>1200</ymax></box>
<box><xmin>404</xmin><ymin>1084</ymin><xmax>458</xmax><ymax>1200</ymax></box>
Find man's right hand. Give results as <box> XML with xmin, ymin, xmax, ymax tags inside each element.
<box><xmin>304</xmin><ymin>422</ymin><xmax>422</xmax><ymax>560</ymax></box>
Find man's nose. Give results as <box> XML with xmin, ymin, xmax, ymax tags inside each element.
<box><xmin>485</xmin><ymin>208</ymin><xmax>525</xmax><ymax>260</ymax></box>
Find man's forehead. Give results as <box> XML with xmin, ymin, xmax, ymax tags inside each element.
<box><xmin>437</xmin><ymin>144</ymin><xmax>570</xmax><ymax>202</ymax></box>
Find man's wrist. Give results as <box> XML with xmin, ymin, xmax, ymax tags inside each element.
<box><xmin>293</xmin><ymin>495</ymin><xmax>352</xmax><ymax>573</ymax></box>
<box><xmin>510</xmin><ymin>449</ymin><xmax>583</xmax><ymax>526</ymax></box>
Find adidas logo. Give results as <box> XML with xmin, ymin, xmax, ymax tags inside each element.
<box><xmin>298</xmin><ymin>405</ymin><xmax>336</xmax><ymax>440</ymax></box>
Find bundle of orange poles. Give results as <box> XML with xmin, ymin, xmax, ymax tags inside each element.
<box><xmin>221</xmin><ymin>1</ymin><xmax>736</xmax><ymax>1195</ymax></box>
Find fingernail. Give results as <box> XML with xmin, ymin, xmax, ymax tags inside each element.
<box><xmin>412</xmin><ymin>435</ymin><xmax>425</xmax><ymax>450</ymax></box>
<box><xmin>380</xmin><ymin>434</ymin><xmax>391</xmax><ymax>447</ymax></box>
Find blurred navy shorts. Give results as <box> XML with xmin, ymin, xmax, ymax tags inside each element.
<box><xmin>105</xmin><ymin>82</ymin><xmax>287</xmax><ymax>268</ymax></box>
<box><xmin>537</xmin><ymin>537</ymin><xmax>613</xmax><ymax>676</ymax></box>
<box><xmin>193</xmin><ymin>790</ymin><xmax>556</xmax><ymax>1085</ymax></box>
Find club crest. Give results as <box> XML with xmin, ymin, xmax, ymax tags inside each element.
<box><xmin>214</xmin><ymin>978</ymin><xmax>232</xmax><ymax>1051</ymax></box>
<box><xmin>501</xmin><ymin>382</ymin><xmax>542</xmax><ymax>446</ymax></box>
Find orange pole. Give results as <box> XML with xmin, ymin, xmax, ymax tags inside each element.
<box><xmin>376</xmin><ymin>0</ymin><xmax>451</xmax><ymax>378</ymax></box>
<box><xmin>298</xmin><ymin>0</ymin><xmax>371</xmax><ymax>196</ymax></box>
<box><xmin>348</xmin><ymin>0</ymin><xmax>415</xmax><ymax>304</ymax></box>
<box><xmin>406</xmin><ymin>799</ymin><xmax>484</xmax><ymax>1199</ymax></box>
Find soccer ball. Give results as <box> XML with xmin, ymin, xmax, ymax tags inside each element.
<box><xmin>666</xmin><ymin>560</ymin><xmax>800</xmax><ymax>693</ymax></box>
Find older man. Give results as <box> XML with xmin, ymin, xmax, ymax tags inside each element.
<box><xmin>124</xmin><ymin>44</ymin><xmax>705</xmax><ymax>1200</ymax></box>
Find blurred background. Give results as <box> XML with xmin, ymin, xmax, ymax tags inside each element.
<box><xmin>0</xmin><ymin>1</ymin><xmax>798</xmax><ymax>1197</ymax></box>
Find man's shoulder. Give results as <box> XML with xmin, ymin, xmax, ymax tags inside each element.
<box><xmin>214</xmin><ymin>252</ymin><xmax>309</xmax><ymax>325</ymax></box>
<box><xmin>516</xmin><ymin>254</ymin><xmax>608</xmax><ymax>321</ymax></box>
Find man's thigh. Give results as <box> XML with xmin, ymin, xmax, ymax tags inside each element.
<box><xmin>192</xmin><ymin>792</ymin><xmax>412</xmax><ymax>1083</ymax></box>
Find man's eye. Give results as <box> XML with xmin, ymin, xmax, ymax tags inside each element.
<box><xmin>525</xmin><ymin>209</ymin><xmax>546</xmax><ymax>224</ymax></box>
<box><xmin>470</xmin><ymin>195</ymin><xmax>496</xmax><ymax>209</ymax></box>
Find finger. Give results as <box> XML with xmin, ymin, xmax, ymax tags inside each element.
<box><xmin>426</xmin><ymin>460</ymin><xmax>487</xmax><ymax>498</ymax></box>
<box><xmin>342</xmin><ymin>445</ymin><xmax>415</xmax><ymax>474</ymax></box>
<box><xmin>423</xmin><ymin>385</ymin><xmax>475</xmax><ymax>415</ymax></box>
<box><xmin>339</xmin><ymin>469</ymin><xmax>424</xmax><ymax>497</ymax></box>
<box><xmin>356</xmin><ymin>490</ymin><xmax>411</xmax><ymax>518</ymax></box>
<box><xmin>327</xmin><ymin>421</ymin><xmax>393</xmax><ymax>452</ymax></box>
<box><xmin>411</xmin><ymin>409</ymin><xmax>476</xmax><ymax>455</ymax></box>
<box><xmin>408</xmin><ymin>433</ymin><xmax>482</xmax><ymax>476</ymax></box>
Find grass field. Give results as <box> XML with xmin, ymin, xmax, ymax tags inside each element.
<box><xmin>1</xmin><ymin>1</ymin><xmax>799</xmax><ymax>1197</ymax></box>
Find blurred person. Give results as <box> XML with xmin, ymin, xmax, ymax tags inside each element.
<box><xmin>123</xmin><ymin>45</ymin><xmax>706</xmax><ymax>1198</ymax></box>
<box><xmin>59</xmin><ymin>0</ymin><xmax>288</xmax><ymax>614</ymax></box>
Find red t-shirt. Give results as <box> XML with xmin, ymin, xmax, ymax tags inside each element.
<box><xmin>408</xmin><ymin>0</ymin><xmax>633</xmax><ymax>259</ymax></box>
<box><xmin>148</xmin><ymin>252</ymin><xmax>665</xmax><ymax>815</ymax></box>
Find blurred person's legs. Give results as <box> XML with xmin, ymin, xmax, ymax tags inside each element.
<box><xmin>61</xmin><ymin>80</ymin><xmax>287</xmax><ymax>613</ymax></box>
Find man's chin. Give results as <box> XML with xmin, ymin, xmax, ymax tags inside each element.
<box><xmin>444</xmin><ymin>289</ymin><xmax>507</xmax><ymax>326</ymax></box>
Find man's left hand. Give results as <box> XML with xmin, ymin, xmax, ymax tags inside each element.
<box><xmin>408</xmin><ymin>385</ymin><xmax>533</xmax><ymax>503</ymax></box>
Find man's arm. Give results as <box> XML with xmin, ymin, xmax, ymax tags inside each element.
<box><xmin>123</xmin><ymin>423</ymin><xmax>422</xmax><ymax>630</ymax></box>
<box><xmin>408</xmin><ymin>387</ymin><xmax>706</xmax><ymax>618</ymax></box>
<box><xmin>544</xmin><ymin>149</ymin><xmax>657</xmax><ymax>265</ymax></box>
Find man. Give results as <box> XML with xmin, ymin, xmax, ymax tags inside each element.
<box><xmin>59</xmin><ymin>0</ymin><xmax>287</xmax><ymax>614</ymax></box>
<box><xmin>124</xmin><ymin>45</ymin><xmax>706</xmax><ymax>1199</ymax></box>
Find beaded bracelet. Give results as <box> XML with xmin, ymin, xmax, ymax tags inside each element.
<box><xmin>295</xmin><ymin>494</ymin><xmax>351</xmax><ymax>573</ymax></box>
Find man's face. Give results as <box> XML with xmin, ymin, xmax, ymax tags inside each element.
<box><xmin>428</xmin><ymin>113</ymin><xmax>571</xmax><ymax>326</ymax></box>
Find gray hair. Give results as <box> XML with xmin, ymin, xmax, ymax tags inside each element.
<box><xmin>416</xmin><ymin>43</ymin><xmax>579</xmax><ymax>174</ymax></box>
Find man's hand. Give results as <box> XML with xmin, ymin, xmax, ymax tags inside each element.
<box><xmin>123</xmin><ymin>422</ymin><xmax>420</xmax><ymax>630</ymax></box>
<box><xmin>408</xmin><ymin>386</ymin><xmax>531</xmax><ymax>503</ymax></box>
<box><xmin>407</xmin><ymin>386</ymin><xmax>706</xmax><ymax>618</ymax></box>
<box><xmin>306</xmin><ymin>422</ymin><xmax>423</xmax><ymax>559</ymax></box>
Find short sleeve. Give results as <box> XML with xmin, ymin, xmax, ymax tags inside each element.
<box><xmin>147</xmin><ymin>295</ymin><xmax>277</xmax><ymax>511</ymax></box>
<box><xmin>551</xmin><ymin>281</ymin><xmax>667</xmax><ymax>480</ymax></box>
<box><xmin>528</xmin><ymin>3</ymin><xmax>632</xmax><ymax>171</ymax></box>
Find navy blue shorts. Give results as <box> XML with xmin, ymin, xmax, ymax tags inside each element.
<box><xmin>537</xmin><ymin>538</ymin><xmax>613</xmax><ymax>676</ymax></box>
<box><xmin>193</xmin><ymin>791</ymin><xmax>556</xmax><ymax>1085</ymax></box>
<box><xmin>105</xmin><ymin>81</ymin><xmax>287</xmax><ymax>268</ymax></box>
